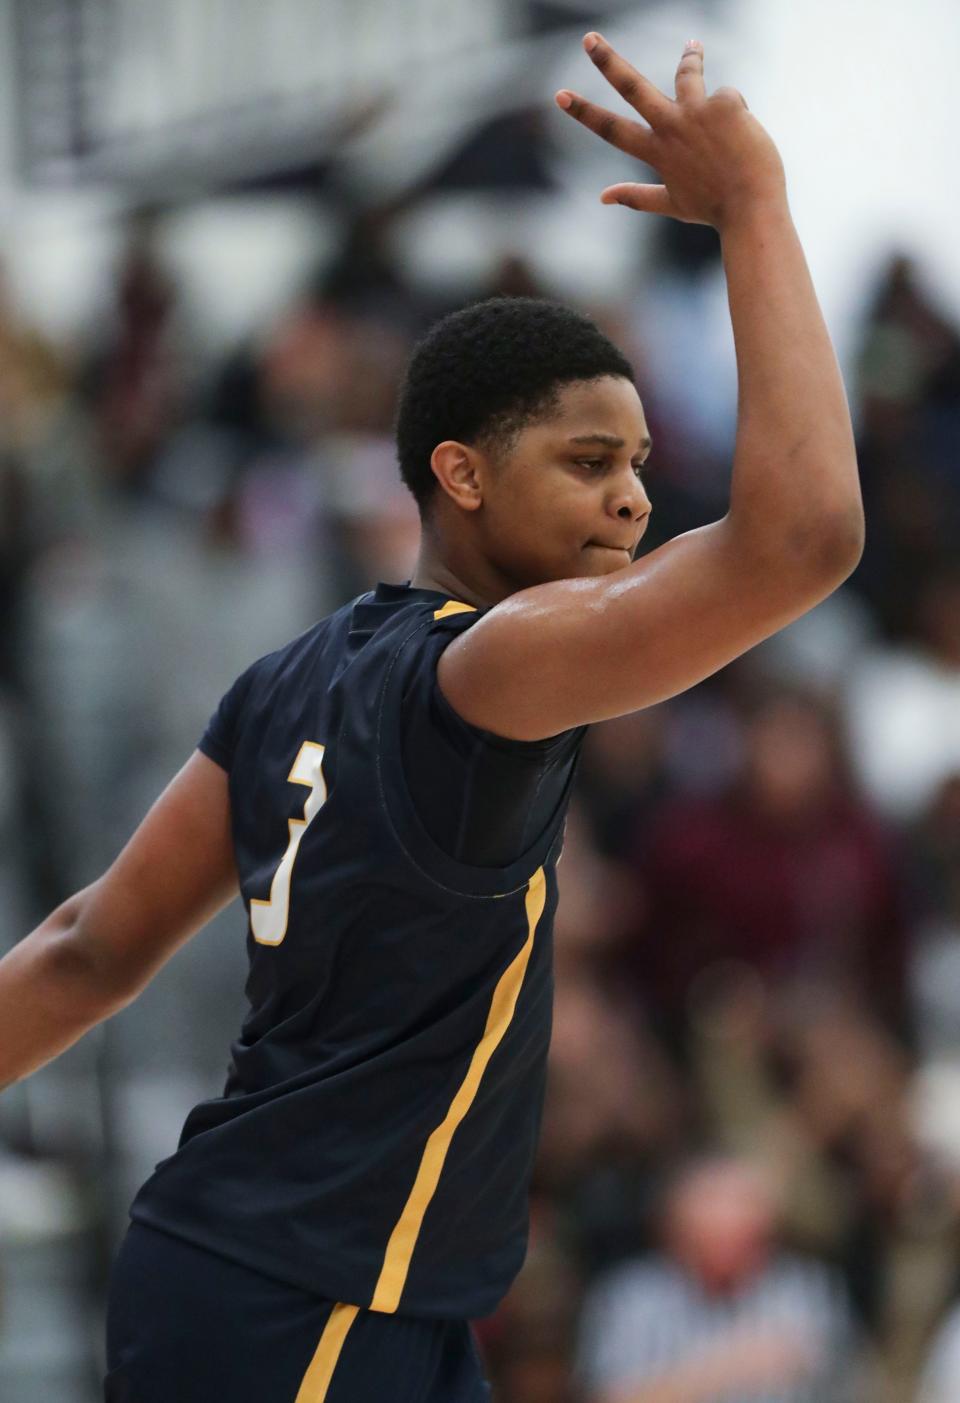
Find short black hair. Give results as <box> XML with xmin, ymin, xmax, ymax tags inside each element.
<box><xmin>395</xmin><ymin>296</ymin><xmax>635</xmax><ymax>513</ymax></box>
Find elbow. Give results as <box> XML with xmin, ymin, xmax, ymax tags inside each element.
<box><xmin>786</xmin><ymin>501</ymin><xmax>865</xmax><ymax>588</ymax></box>
<box><xmin>822</xmin><ymin>503</ymin><xmax>866</xmax><ymax>580</ymax></box>
<box><xmin>47</xmin><ymin>922</ymin><xmax>141</xmax><ymax>1011</ymax></box>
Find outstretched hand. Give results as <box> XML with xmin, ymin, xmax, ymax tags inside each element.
<box><xmin>556</xmin><ymin>35</ymin><xmax>787</xmax><ymax>230</ymax></box>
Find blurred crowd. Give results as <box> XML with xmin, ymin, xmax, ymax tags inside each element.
<box><xmin>1</xmin><ymin>203</ymin><xmax>960</xmax><ymax>1403</ymax></box>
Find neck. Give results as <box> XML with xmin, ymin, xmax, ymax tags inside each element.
<box><xmin>409</xmin><ymin>521</ymin><xmax>519</xmax><ymax>610</ymax></box>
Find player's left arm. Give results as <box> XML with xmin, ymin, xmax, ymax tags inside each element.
<box><xmin>0</xmin><ymin>750</ymin><xmax>237</xmax><ymax>1092</ymax></box>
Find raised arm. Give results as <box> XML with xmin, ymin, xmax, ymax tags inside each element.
<box><xmin>437</xmin><ymin>36</ymin><xmax>863</xmax><ymax>740</ymax></box>
<box><xmin>0</xmin><ymin>750</ymin><xmax>237</xmax><ymax>1092</ymax></box>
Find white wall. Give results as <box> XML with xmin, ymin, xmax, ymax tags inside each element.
<box><xmin>734</xmin><ymin>0</ymin><xmax>960</xmax><ymax>358</ymax></box>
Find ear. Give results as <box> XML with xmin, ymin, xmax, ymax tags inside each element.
<box><xmin>430</xmin><ymin>441</ymin><xmax>485</xmax><ymax>512</ymax></box>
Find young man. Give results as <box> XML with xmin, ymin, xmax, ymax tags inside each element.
<box><xmin>0</xmin><ymin>34</ymin><xmax>863</xmax><ymax>1403</ymax></box>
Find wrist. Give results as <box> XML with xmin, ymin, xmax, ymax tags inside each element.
<box><xmin>718</xmin><ymin>188</ymin><xmax>792</xmax><ymax>240</ymax></box>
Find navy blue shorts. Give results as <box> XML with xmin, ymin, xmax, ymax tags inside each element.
<box><xmin>104</xmin><ymin>1221</ymin><xmax>491</xmax><ymax>1402</ymax></box>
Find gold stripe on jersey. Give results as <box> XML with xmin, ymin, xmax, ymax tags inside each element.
<box><xmin>294</xmin><ymin>1301</ymin><xmax>360</xmax><ymax>1403</ymax></box>
<box><xmin>432</xmin><ymin>599</ymin><xmax>477</xmax><ymax>619</ymax></box>
<box><xmin>370</xmin><ymin>866</ymin><xmax>548</xmax><ymax>1314</ymax></box>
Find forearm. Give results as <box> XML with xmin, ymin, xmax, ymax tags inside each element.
<box><xmin>721</xmin><ymin>198</ymin><xmax>863</xmax><ymax>555</ymax></box>
<box><xmin>0</xmin><ymin>891</ymin><xmax>132</xmax><ymax>1092</ymax></box>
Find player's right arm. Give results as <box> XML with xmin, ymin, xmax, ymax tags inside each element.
<box><xmin>437</xmin><ymin>35</ymin><xmax>864</xmax><ymax>741</ymax></box>
<box><xmin>0</xmin><ymin>750</ymin><xmax>237</xmax><ymax>1093</ymax></box>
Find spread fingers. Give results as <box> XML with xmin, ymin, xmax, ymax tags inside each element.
<box><xmin>582</xmin><ymin>33</ymin><xmax>675</xmax><ymax>129</ymax></box>
<box><xmin>554</xmin><ymin>90</ymin><xmax>658</xmax><ymax>165</ymax></box>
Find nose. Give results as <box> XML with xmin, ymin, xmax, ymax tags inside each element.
<box><xmin>610</xmin><ymin>471</ymin><xmax>651</xmax><ymax>524</ymax></box>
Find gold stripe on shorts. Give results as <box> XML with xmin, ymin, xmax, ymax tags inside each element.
<box><xmin>294</xmin><ymin>1302</ymin><xmax>360</xmax><ymax>1403</ymax></box>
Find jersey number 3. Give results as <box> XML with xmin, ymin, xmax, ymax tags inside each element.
<box><xmin>250</xmin><ymin>741</ymin><xmax>327</xmax><ymax>947</ymax></box>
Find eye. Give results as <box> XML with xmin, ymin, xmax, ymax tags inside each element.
<box><xmin>576</xmin><ymin>458</ymin><xmax>607</xmax><ymax>473</ymax></box>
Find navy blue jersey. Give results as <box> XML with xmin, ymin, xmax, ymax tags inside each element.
<box><xmin>130</xmin><ymin>581</ymin><xmax>586</xmax><ymax>1319</ymax></box>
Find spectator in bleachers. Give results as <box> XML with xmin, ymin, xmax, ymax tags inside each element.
<box><xmin>908</xmin><ymin>774</ymin><xmax>960</xmax><ymax>1058</ymax></box>
<box><xmin>843</xmin><ymin>560</ymin><xmax>960</xmax><ymax>824</ymax></box>
<box><xmin>622</xmin><ymin>683</ymin><xmax>910</xmax><ymax>1052</ymax></box>
<box><xmin>0</xmin><ymin>264</ymin><xmax>93</xmax><ymax>689</ymax></box>
<box><xmin>852</xmin><ymin>254</ymin><xmax>960</xmax><ymax>640</ymax></box>
<box><xmin>574</xmin><ymin>1155</ymin><xmax>857</xmax><ymax>1403</ymax></box>
<box><xmin>81</xmin><ymin>209</ymin><xmax>197</xmax><ymax>500</ymax></box>
<box><xmin>474</xmin><ymin>1194</ymin><xmax>583</xmax><ymax>1403</ymax></box>
<box><xmin>539</xmin><ymin>801</ymin><xmax>687</xmax><ymax>1211</ymax></box>
<box><xmin>687</xmin><ymin>980</ymin><xmax>960</xmax><ymax>1397</ymax></box>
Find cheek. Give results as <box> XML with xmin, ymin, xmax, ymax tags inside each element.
<box><xmin>483</xmin><ymin>463</ymin><xmax>598</xmax><ymax>573</ymax></box>
<box><xmin>525</xmin><ymin>471</ymin><xmax>595</xmax><ymax>535</ymax></box>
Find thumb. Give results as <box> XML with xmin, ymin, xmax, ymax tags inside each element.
<box><xmin>601</xmin><ymin>183</ymin><xmax>673</xmax><ymax>216</ymax></box>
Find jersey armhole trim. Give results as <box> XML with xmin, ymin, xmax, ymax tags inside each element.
<box><xmin>374</xmin><ymin>611</ymin><xmax>581</xmax><ymax>900</ymax></box>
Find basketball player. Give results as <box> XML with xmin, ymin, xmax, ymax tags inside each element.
<box><xmin>0</xmin><ymin>35</ymin><xmax>863</xmax><ymax>1403</ymax></box>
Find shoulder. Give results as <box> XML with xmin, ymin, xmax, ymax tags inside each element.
<box><xmin>771</xmin><ymin>1250</ymin><xmax>846</xmax><ymax>1289</ymax></box>
<box><xmin>581</xmin><ymin>1255</ymin><xmax>684</xmax><ymax>1318</ymax></box>
<box><xmin>199</xmin><ymin>601</ymin><xmax>362</xmax><ymax>772</ymax></box>
<box><xmin>763</xmin><ymin>1252</ymin><xmax>852</xmax><ymax>1324</ymax></box>
<box><xmin>236</xmin><ymin>596</ymin><xmax>371</xmax><ymax>699</ymax></box>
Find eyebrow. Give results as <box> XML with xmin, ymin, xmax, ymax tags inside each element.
<box><xmin>568</xmin><ymin>432</ymin><xmax>653</xmax><ymax>454</ymax></box>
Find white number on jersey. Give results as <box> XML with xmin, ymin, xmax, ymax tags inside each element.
<box><xmin>250</xmin><ymin>742</ymin><xmax>327</xmax><ymax>946</ymax></box>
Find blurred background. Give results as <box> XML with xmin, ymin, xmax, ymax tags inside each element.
<box><xmin>1</xmin><ymin>0</ymin><xmax>959</xmax><ymax>1399</ymax></box>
